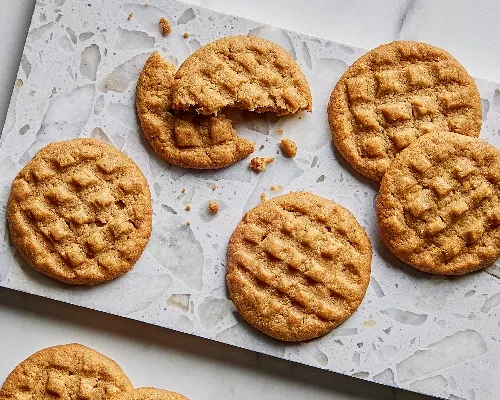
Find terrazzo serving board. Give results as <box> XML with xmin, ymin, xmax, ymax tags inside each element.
<box><xmin>2</xmin><ymin>1</ymin><xmax>500</xmax><ymax>399</ymax></box>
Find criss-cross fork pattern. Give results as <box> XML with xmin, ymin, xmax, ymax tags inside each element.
<box><xmin>229</xmin><ymin>196</ymin><xmax>371</xmax><ymax>337</ymax></box>
<box><xmin>347</xmin><ymin>58</ymin><xmax>479</xmax><ymax>163</ymax></box>
<box><xmin>9</xmin><ymin>141</ymin><xmax>150</xmax><ymax>283</ymax></box>
<box><xmin>379</xmin><ymin>133</ymin><xmax>500</xmax><ymax>272</ymax></box>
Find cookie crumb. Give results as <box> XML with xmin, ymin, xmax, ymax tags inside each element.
<box><xmin>185</xmin><ymin>205</ymin><xmax>191</xmax><ymax>211</ymax></box>
<box><xmin>277</xmin><ymin>129</ymin><xmax>283</xmax><ymax>135</ymax></box>
<box><xmin>127</xmin><ymin>12</ymin><xmax>133</xmax><ymax>20</ymax></box>
<box><xmin>210</xmin><ymin>184</ymin><xmax>217</xmax><ymax>191</ymax></box>
<box><xmin>249</xmin><ymin>157</ymin><xmax>274</xmax><ymax>172</ymax></box>
<box><xmin>180</xmin><ymin>188</ymin><xmax>185</xmax><ymax>193</ymax></box>
<box><xmin>145</xmin><ymin>2</ymin><xmax>150</xmax><ymax>5</ymax></box>
<box><xmin>280</xmin><ymin>138</ymin><xmax>297</xmax><ymax>157</ymax></box>
<box><xmin>270</xmin><ymin>185</ymin><xmax>282</xmax><ymax>192</ymax></box>
<box><xmin>186</xmin><ymin>220</ymin><xmax>191</xmax><ymax>225</ymax></box>
<box><xmin>260</xmin><ymin>193</ymin><xmax>267</xmax><ymax>202</ymax></box>
<box><xmin>259</xmin><ymin>144</ymin><xmax>265</xmax><ymax>151</ymax></box>
<box><xmin>208</xmin><ymin>201</ymin><xmax>219</xmax><ymax>214</ymax></box>
<box><xmin>159</xmin><ymin>18</ymin><xmax>172</xmax><ymax>35</ymax></box>
<box><xmin>183</xmin><ymin>32</ymin><xmax>190</xmax><ymax>38</ymax></box>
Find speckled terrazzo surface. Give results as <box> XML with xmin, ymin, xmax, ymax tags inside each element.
<box><xmin>2</xmin><ymin>1</ymin><xmax>500</xmax><ymax>399</ymax></box>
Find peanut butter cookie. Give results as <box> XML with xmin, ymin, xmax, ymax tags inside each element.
<box><xmin>227</xmin><ymin>192</ymin><xmax>372</xmax><ymax>341</ymax></box>
<box><xmin>172</xmin><ymin>36</ymin><xmax>312</xmax><ymax>116</ymax></box>
<box><xmin>377</xmin><ymin>131</ymin><xmax>500</xmax><ymax>274</ymax></box>
<box><xmin>328</xmin><ymin>41</ymin><xmax>482</xmax><ymax>181</ymax></box>
<box><xmin>111</xmin><ymin>387</ymin><xmax>188</xmax><ymax>400</ymax></box>
<box><xmin>7</xmin><ymin>138</ymin><xmax>152</xmax><ymax>285</ymax></box>
<box><xmin>0</xmin><ymin>344</ymin><xmax>132</xmax><ymax>400</ymax></box>
<box><xmin>136</xmin><ymin>52</ymin><xmax>254</xmax><ymax>169</ymax></box>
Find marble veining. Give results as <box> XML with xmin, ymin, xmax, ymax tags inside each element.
<box><xmin>1</xmin><ymin>1</ymin><xmax>500</xmax><ymax>399</ymax></box>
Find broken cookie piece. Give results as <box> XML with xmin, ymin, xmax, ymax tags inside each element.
<box><xmin>208</xmin><ymin>201</ymin><xmax>219</xmax><ymax>214</ymax></box>
<box><xmin>280</xmin><ymin>138</ymin><xmax>297</xmax><ymax>157</ymax></box>
<box><xmin>249</xmin><ymin>157</ymin><xmax>274</xmax><ymax>172</ymax></box>
<box><xmin>159</xmin><ymin>18</ymin><xmax>172</xmax><ymax>35</ymax></box>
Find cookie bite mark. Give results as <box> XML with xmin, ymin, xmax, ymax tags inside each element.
<box><xmin>172</xmin><ymin>36</ymin><xmax>312</xmax><ymax>116</ymax></box>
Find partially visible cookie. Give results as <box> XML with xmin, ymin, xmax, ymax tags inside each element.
<box><xmin>377</xmin><ymin>131</ymin><xmax>500</xmax><ymax>275</ymax></box>
<box><xmin>7</xmin><ymin>138</ymin><xmax>152</xmax><ymax>285</ymax></box>
<box><xmin>172</xmin><ymin>36</ymin><xmax>312</xmax><ymax>116</ymax></box>
<box><xmin>227</xmin><ymin>192</ymin><xmax>372</xmax><ymax>341</ymax></box>
<box><xmin>111</xmin><ymin>387</ymin><xmax>188</xmax><ymax>400</ymax></box>
<box><xmin>0</xmin><ymin>344</ymin><xmax>133</xmax><ymax>400</ymax></box>
<box><xmin>328</xmin><ymin>41</ymin><xmax>482</xmax><ymax>182</ymax></box>
<box><xmin>136</xmin><ymin>52</ymin><xmax>254</xmax><ymax>169</ymax></box>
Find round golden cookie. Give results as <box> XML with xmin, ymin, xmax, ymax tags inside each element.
<box><xmin>7</xmin><ymin>138</ymin><xmax>152</xmax><ymax>285</ymax></box>
<box><xmin>136</xmin><ymin>52</ymin><xmax>254</xmax><ymax>169</ymax></box>
<box><xmin>0</xmin><ymin>344</ymin><xmax>133</xmax><ymax>400</ymax></box>
<box><xmin>111</xmin><ymin>387</ymin><xmax>189</xmax><ymax>400</ymax></box>
<box><xmin>328</xmin><ymin>41</ymin><xmax>482</xmax><ymax>182</ymax></box>
<box><xmin>377</xmin><ymin>131</ymin><xmax>500</xmax><ymax>275</ymax></box>
<box><xmin>172</xmin><ymin>36</ymin><xmax>313</xmax><ymax>116</ymax></box>
<box><xmin>226</xmin><ymin>192</ymin><xmax>372</xmax><ymax>341</ymax></box>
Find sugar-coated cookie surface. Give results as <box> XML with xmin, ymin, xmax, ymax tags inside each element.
<box><xmin>7</xmin><ymin>138</ymin><xmax>152</xmax><ymax>285</ymax></box>
<box><xmin>328</xmin><ymin>41</ymin><xmax>482</xmax><ymax>182</ymax></box>
<box><xmin>377</xmin><ymin>131</ymin><xmax>500</xmax><ymax>275</ymax></box>
<box><xmin>111</xmin><ymin>387</ymin><xmax>188</xmax><ymax>400</ymax></box>
<box><xmin>0</xmin><ymin>344</ymin><xmax>133</xmax><ymax>400</ymax></box>
<box><xmin>172</xmin><ymin>36</ymin><xmax>312</xmax><ymax>116</ymax></box>
<box><xmin>227</xmin><ymin>192</ymin><xmax>372</xmax><ymax>341</ymax></box>
<box><xmin>136</xmin><ymin>52</ymin><xmax>254</xmax><ymax>169</ymax></box>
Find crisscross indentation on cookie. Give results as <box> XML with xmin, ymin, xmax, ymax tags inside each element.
<box><xmin>8</xmin><ymin>139</ymin><xmax>151</xmax><ymax>285</ymax></box>
<box><xmin>172</xmin><ymin>36</ymin><xmax>312</xmax><ymax>116</ymax></box>
<box><xmin>0</xmin><ymin>344</ymin><xmax>133</xmax><ymax>400</ymax></box>
<box><xmin>329</xmin><ymin>41</ymin><xmax>481</xmax><ymax>181</ymax></box>
<box><xmin>227</xmin><ymin>192</ymin><xmax>372</xmax><ymax>341</ymax></box>
<box><xmin>377</xmin><ymin>132</ymin><xmax>500</xmax><ymax>275</ymax></box>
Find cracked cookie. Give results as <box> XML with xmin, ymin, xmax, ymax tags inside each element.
<box><xmin>227</xmin><ymin>192</ymin><xmax>372</xmax><ymax>341</ymax></box>
<box><xmin>328</xmin><ymin>41</ymin><xmax>482</xmax><ymax>181</ymax></box>
<box><xmin>0</xmin><ymin>344</ymin><xmax>133</xmax><ymax>400</ymax></box>
<box><xmin>7</xmin><ymin>138</ymin><xmax>152</xmax><ymax>285</ymax></box>
<box><xmin>377</xmin><ymin>131</ymin><xmax>500</xmax><ymax>274</ymax></box>
<box><xmin>172</xmin><ymin>36</ymin><xmax>312</xmax><ymax>116</ymax></box>
<box><xmin>136</xmin><ymin>52</ymin><xmax>254</xmax><ymax>169</ymax></box>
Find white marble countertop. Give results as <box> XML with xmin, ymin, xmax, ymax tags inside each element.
<box><xmin>1</xmin><ymin>1</ymin><xmax>500</xmax><ymax>399</ymax></box>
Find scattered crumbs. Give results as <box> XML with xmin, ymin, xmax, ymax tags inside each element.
<box><xmin>280</xmin><ymin>138</ymin><xmax>297</xmax><ymax>157</ymax></box>
<box><xmin>249</xmin><ymin>157</ymin><xmax>274</xmax><ymax>172</ymax></box>
<box><xmin>127</xmin><ymin>12</ymin><xmax>133</xmax><ymax>20</ymax></box>
<box><xmin>186</xmin><ymin>220</ymin><xmax>191</xmax><ymax>225</ymax></box>
<box><xmin>259</xmin><ymin>144</ymin><xmax>265</xmax><ymax>151</ymax></box>
<box><xmin>260</xmin><ymin>193</ymin><xmax>267</xmax><ymax>202</ymax></box>
<box><xmin>183</xmin><ymin>32</ymin><xmax>190</xmax><ymax>38</ymax></box>
<box><xmin>363</xmin><ymin>320</ymin><xmax>376</xmax><ymax>327</ymax></box>
<box><xmin>159</xmin><ymin>17</ymin><xmax>172</xmax><ymax>35</ymax></box>
<box><xmin>208</xmin><ymin>201</ymin><xmax>219</xmax><ymax>214</ymax></box>
<box><xmin>180</xmin><ymin>188</ymin><xmax>185</xmax><ymax>193</ymax></box>
<box><xmin>270</xmin><ymin>185</ymin><xmax>282</xmax><ymax>192</ymax></box>
<box><xmin>277</xmin><ymin>129</ymin><xmax>283</xmax><ymax>135</ymax></box>
<box><xmin>185</xmin><ymin>205</ymin><xmax>191</xmax><ymax>211</ymax></box>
